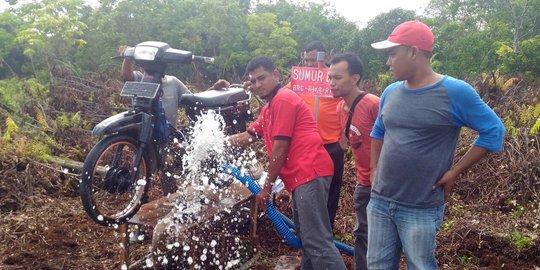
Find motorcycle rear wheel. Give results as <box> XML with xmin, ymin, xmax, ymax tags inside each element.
<box><xmin>80</xmin><ymin>134</ymin><xmax>151</xmax><ymax>226</ymax></box>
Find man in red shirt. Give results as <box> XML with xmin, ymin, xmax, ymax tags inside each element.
<box><xmin>299</xmin><ymin>41</ymin><xmax>344</xmax><ymax>227</ymax></box>
<box><xmin>229</xmin><ymin>56</ymin><xmax>346</xmax><ymax>269</ymax></box>
<box><xmin>328</xmin><ymin>53</ymin><xmax>380</xmax><ymax>270</ymax></box>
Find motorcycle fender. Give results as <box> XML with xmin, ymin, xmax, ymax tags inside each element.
<box><xmin>92</xmin><ymin>111</ymin><xmax>143</xmax><ymax>136</ymax></box>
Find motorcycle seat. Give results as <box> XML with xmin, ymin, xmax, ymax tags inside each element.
<box><xmin>180</xmin><ymin>87</ymin><xmax>249</xmax><ymax>107</ymax></box>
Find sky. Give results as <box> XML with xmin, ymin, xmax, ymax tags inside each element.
<box><xmin>296</xmin><ymin>0</ymin><xmax>431</xmax><ymax>27</ymax></box>
<box><xmin>1</xmin><ymin>0</ymin><xmax>431</xmax><ymax>27</ymax></box>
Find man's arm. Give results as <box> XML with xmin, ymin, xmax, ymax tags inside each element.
<box><xmin>433</xmin><ymin>146</ymin><xmax>488</xmax><ymax>201</ymax></box>
<box><xmin>436</xmin><ymin>80</ymin><xmax>505</xmax><ymax>200</ymax></box>
<box><xmin>257</xmin><ymin>139</ymin><xmax>289</xmax><ymax>210</ymax></box>
<box><xmin>119</xmin><ymin>46</ymin><xmax>135</xmax><ymax>82</ymax></box>
<box><xmin>370</xmin><ymin>138</ymin><xmax>383</xmax><ymax>186</ymax></box>
<box><xmin>227</xmin><ymin>132</ymin><xmax>257</xmax><ymax>148</ymax></box>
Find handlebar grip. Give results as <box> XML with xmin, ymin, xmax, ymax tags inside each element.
<box><xmin>192</xmin><ymin>55</ymin><xmax>215</xmax><ymax>64</ymax></box>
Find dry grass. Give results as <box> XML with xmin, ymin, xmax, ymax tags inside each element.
<box><xmin>0</xmin><ymin>72</ymin><xmax>539</xmax><ymax>269</ymax></box>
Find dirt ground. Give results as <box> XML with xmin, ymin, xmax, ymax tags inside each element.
<box><xmin>1</xmin><ymin>75</ymin><xmax>539</xmax><ymax>269</ymax></box>
<box><xmin>0</xmin><ymin>155</ymin><xmax>539</xmax><ymax>270</ymax></box>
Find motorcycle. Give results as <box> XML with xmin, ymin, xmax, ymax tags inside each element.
<box><xmin>80</xmin><ymin>41</ymin><xmax>251</xmax><ymax>226</ymax></box>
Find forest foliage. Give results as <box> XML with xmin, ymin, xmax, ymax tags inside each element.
<box><xmin>0</xmin><ymin>2</ymin><xmax>539</xmax><ymax>268</ymax></box>
<box><xmin>0</xmin><ymin>0</ymin><xmax>539</xmax><ymax>159</ymax></box>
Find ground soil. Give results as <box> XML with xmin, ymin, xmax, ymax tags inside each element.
<box><xmin>1</xmin><ymin>76</ymin><xmax>539</xmax><ymax>269</ymax></box>
<box><xmin>1</xmin><ymin>155</ymin><xmax>538</xmax><ymax>269</ymax></box>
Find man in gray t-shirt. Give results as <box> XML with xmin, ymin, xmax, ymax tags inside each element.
<box><xmin>118</xmin><ymin>46</ymin><xmax>190</xmax><ymax>196</ymax></box>
<box><xmin>368</xmin><ymin>20</ymin><xmax>505</xmax><ymax>270</ymax></box>
<box><xmin>118</xmin><ymin>46</ymin><xmax>189</xmax><ymax>127</ymax></box>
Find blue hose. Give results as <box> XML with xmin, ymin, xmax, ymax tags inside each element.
<box><xmin>277</xmin><ymin>212</ymin><xmax>354</xmax><ymax>256</ymax></box>
<box><xmin>223</xmin><ymin>164</ymin><xmax>301</xmax><ymax>248</ymax></box>
<box><xmin>223</xmin><ymin>164</ymin><xmax>353</xmax><ymax>255</ymax></box>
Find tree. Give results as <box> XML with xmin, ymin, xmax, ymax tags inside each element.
<box><xmin>426</xmin><ymin>0</ymin><xmax>539</xmax><ymax>76</ymax></box>
<box><xmin>13</xmin><ymin>0</ymin><xmax>90</xmax><ymax>79</ymax></box>
<box><xmin>0</xmin><ymin>11</ymin><xmax>22</xmax><ymax>78</ymax></box>
<box><xmin>245</xmin><ymin>12</ymin><xmax>297</xmax><ymax>72</ymax></box>
<box><xmin>256</xmin><ymin>1</ymin><xmax>359</xmax><ymax>64</ymax></box>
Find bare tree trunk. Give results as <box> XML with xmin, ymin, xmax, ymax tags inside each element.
<box><xmin>511</xmin><ymin>0</ymin><xmax>538</xmax><ymax>53</ymax></box>
<box><xmin>1</xmin><ymin>57</ymin><xmax>16</xmax><ymax>76</ymax></box>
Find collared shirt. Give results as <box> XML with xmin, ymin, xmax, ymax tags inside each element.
<box><xmin>248</xmin><ymin>86</ymin><xmax>334</xmax><ymax>192</ymax></box>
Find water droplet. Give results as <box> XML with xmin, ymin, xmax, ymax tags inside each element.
<box><xmin>137</xmin><ymin>179</ymin><xmax>147</xmax><ymax>185</ymax></box>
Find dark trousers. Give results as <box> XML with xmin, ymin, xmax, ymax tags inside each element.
<box><xmin>292</xmin><ymin>176</ymin><xmax>347</xmax><ymax>270</ymax></box>
<box><xmin>354</xmin><ymin>184</ymin><xmax>371</xmax><ymax>270</ymax></box>
<box><xmin>324</xmin><ymin>142</ymin><xmax>344</xmax><ymax>227</ymax></box>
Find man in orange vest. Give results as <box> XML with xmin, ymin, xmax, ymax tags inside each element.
<box><xmin>298</xmin><ymin>41</ymin><xmax>344</xmax><ymax>227</ymax></box>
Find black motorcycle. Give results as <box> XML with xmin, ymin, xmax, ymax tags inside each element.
<box><xmin>80</xmin><ymin>41</ymin><xmax>251</xmax><ymax>226</ymax></box>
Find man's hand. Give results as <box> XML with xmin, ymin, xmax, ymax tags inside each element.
<box><xmin>433</xmin><ymin>146</ymin><xmax>489</xmax><ymax>202</ymax></box>
<box><xmin>210</xmin><ymin>79</ymin><xmax>231</xmax><ymax>90</ymax></box>
<box><xmin>210</xmin><ymin>79</ymin><xmax>253</xmax><ymax>90</ymax></box>
<box><xmin>256</xmin><ymin>184</ymin><xmax>272</xmax><ymax>211</ymax></box>
<box><xmin>242</xmin><ymin>81</ymin><xmax>252</xmax><ymax>90</ymax></box>
<box><xmin>118</xmin><ymin>45</ymin><xmax>129</xmax><ymax>56</ymax></box>
<box><xmin>432</xmin><ymin>169</ymin><xmax>458</xmax><ymax>202</ymax></box>
<box><xmin>369</xmin><ymin>168</ymin><xmax>377</xmax><ymax>187</ymax></box>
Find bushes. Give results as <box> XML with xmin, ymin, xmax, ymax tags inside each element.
<box><xmin>496</xmin><ymin>36</ymin><xmax>540</xmax><ymax>78</ymax></box>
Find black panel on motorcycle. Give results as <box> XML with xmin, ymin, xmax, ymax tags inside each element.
<box><xmin>120</xmin><ymin>81</ymin><xmax>161</xmax><ymax>99</ymax></box>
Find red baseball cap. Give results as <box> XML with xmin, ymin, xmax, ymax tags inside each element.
<box><xmin>371</xmin><ymin>20</ymin><xmax>434</xmax><ymax>52</ymax></box>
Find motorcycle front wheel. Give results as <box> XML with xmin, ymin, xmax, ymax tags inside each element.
<box><xmin>80</xmin><ymin>134</ymin><xmax>151</xmax><ymax>226</ymax></box>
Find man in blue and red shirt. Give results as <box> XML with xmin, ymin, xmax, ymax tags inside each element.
<box><xmin>229</xmin><ymin>56</ymin><xmax>346</xmax><ymax>269</ymax></box>
<box><xmin>368</xmin><ymin>20</ymin><xmax>505</xmax><ymax>269</ymax></box>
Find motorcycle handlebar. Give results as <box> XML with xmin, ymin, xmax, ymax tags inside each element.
<box><xmin>192</xmin><ymin>55</ymin><xmax>215</xmax><ymax>64</ymax></box>
<box><xmin>112</xmin><ymin>45</ymin><xmax>214</xmax><ymax>65</ymax></box>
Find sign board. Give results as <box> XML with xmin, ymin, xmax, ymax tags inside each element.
<box><xmin>289</xmin><ymin>66</ymin><xmax>332</xmax><ymax>97</ymax></box>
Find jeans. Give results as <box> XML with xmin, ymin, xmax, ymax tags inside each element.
<box><xmin>366</xmin><ymin>197</ymin><xmax>445</xmax><ymax>270</ymax></box>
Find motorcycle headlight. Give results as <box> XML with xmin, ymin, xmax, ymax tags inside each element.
<box><xmin>134</xmin><ymin>46</ymin><xmax>158</xmax><ymax>61</ymax></box>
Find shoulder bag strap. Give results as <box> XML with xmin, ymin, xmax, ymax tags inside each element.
<box><xmin>345</xmin><ymin>92</ymin><xmax>367</xmax><ymax>139</ymax></box>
